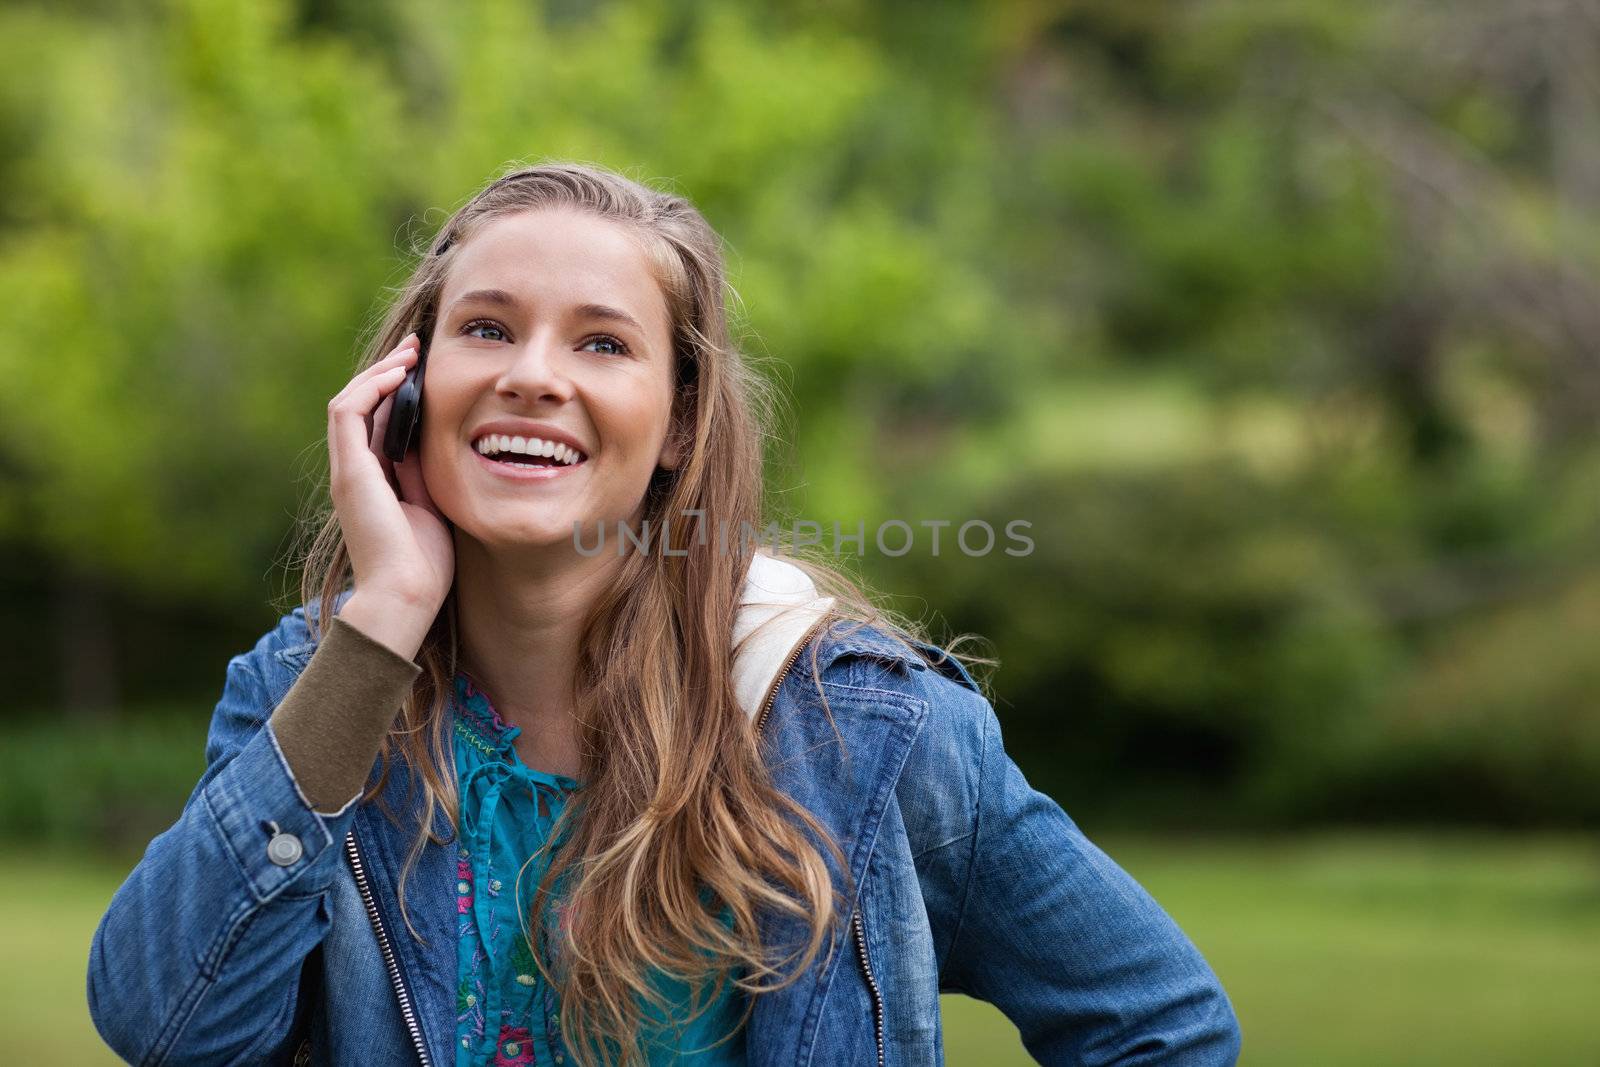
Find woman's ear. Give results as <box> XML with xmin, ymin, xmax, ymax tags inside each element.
<box><xmin>657</xmin><ymin>404</ymin><xmax>688</xmax><ymax>471</ymax></box>
<box><xmin>657</xmin><ymin>433</ymin><xmax>683</xmax><ymax>472</ymax></box>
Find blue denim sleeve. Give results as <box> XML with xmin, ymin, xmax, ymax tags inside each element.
<box><xmin>936</xmin><ymin>691</ymin><xmax>1242</xmax><ymax>1066</ymax></box>
<box><xmin>86</xmin><ymin>609</ymin><xmax>359</xmax><ymax>1065</ymax></box>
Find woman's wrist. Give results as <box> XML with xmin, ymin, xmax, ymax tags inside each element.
<box><xmin>337</xmin><ymin>589</ymin><xmax>437</xmax><ymax>663</ymax></box>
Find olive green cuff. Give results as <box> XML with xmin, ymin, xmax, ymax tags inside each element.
<box><xmin>266</xmin><ymin>614</ymin><xmax>423</xmax><ymax>817</ymax></box>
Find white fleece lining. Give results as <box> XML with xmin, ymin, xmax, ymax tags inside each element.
<box><xmin>731</xmin><ymin>552</ymin><xmax>835</xmax><ymax>722</ymax></box>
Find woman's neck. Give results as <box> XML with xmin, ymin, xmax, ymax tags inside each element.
<box><xmin>451</xmin><ymin>539</ymin><xmax>623</xmax><ymax>778</ymax></box>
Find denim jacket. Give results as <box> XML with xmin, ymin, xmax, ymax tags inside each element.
<box><xmin>88</xmin><ymin>565</ymin><xmax>1241</xmax><ymax>1066</ymax></box>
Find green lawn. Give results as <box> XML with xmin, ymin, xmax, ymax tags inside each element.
<box><xmin>15</xmin><ymin>833</ymin><xmax>1600</xmax><ymax>1065</ymax></box>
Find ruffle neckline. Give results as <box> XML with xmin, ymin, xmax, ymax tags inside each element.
<box><xmin>453</xmin><ymin>672</ymin><xmax>583</xmax><ymax>790</ymax></box>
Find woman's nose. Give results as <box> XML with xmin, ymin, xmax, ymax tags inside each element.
<box><xmin>494</xmin><ymin>336</ymin><xmax>575</xmax><ymax>403</ymax></box>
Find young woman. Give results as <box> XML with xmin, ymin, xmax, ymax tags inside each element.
<box><xmin>88</xmin><ymin>163</ymin><xmax>1241</xmax><ymax>1066</ymax></box>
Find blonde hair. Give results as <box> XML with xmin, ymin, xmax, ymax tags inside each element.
<box><xmin>288</xmin><ymin>160</ymin><xmax>987</xmax><ymax>1065</ymax></box>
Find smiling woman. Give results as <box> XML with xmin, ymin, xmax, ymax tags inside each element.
<box><xmin>418</xmin><ymin>207</ymin><xmax>681</xmax><ymax>563</ymax></box>
<box><xmin>86</xmin><ymin>161</ymin><xmax>1241</xmax><ymax>1067</ymax></box>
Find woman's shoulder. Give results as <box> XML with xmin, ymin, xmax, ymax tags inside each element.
<box><xmin>808</xmin><ymin>619</ymin><xmax>995</xmax><ymax>743</ymax></box>
<box><xmin>811</xmin><ymin>621</ymin><xmax>997</xmax><ymax>853</ymax></box>
<box><xmin>201</xmin><ymin>589</ymin><xmax>366</xmax><ymax>766</ymax></box>
<box><xmin>218</xmin><ymin>589</ymin><xmax>358</xmax><ymax>709</ymax></box>
<box><xmin>254</xmin><ymin>589</ymin><xmax>357</xmax><ymax>668</ymax></box>
<box><xmin>811</xmin><ymin>618</ymin><xmax>985</xmax><ymax>691</ymax></box>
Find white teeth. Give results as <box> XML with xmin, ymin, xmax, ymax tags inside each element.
<box><xmin>473</xmin><ymin>434</ymin><xmax>584</xmax><ymax>465</ymax></box>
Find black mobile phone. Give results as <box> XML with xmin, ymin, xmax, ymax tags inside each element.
<box><xmin>383</xmin><ymin>328</ymin><xmax>428</xmax><ymax>464</ymax></box>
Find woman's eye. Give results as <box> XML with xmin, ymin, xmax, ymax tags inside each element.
<box><xmin>462</xmin><ymin>318</ymin><xmax>507</xmax><ymax>342</ymax></box>
<box><xmin>583</xmin><ymin>334</ymin><xmax>630</xmax><ymax>357</ymax></box>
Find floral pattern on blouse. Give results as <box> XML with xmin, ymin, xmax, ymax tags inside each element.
<box><xmin>453</xmin><ymin>672</ymin><xmax>748</xmax><ymax>1067</ymax></box>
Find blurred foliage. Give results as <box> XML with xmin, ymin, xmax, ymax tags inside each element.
<box><xmin>3</xmin><ymin>0</ymin><xmax>1600</xmax><ymax>829</ymax></box>
<box><xmin>0</xmin><ymin>708</ymin><xmax>203</xmax><ymax>851</ymax></box>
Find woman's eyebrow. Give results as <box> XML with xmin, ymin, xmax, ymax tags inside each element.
<box><xmin>447</xmin><ymin>288</ymin><xmax>646</xmax><ymax>334</ymax></box>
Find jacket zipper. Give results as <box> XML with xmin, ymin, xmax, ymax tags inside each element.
<box><xmin>853</xmin><ymin>907</ymin><xmax>886</xmax><ymax>1067</ymax></box>
<box><xmin>753</xmin><ymin>615</ymin><xmax>886</xmax><ymax>1067</ymax></box>
<box><xmin>346</xmin><ymin>831</ymin><xmax>434</xmax><ymax>1067</ymax></box>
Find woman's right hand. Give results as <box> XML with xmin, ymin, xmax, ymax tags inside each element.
<box><xmin>327</xmin><ymin>331</ymin><xmax>455</xmax><ymax>617</ymax></box>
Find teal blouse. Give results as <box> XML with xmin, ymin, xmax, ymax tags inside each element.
<box><xmin>452</xmin><ymin>673</ymin><xmax>749</xmax><ymax>1066</ymax></box>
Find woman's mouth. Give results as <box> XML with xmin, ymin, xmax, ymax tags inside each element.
<box><xmin>471</xmin><ymin>435</ymin><xmax>588</xmax><ymax>481</ymax></box>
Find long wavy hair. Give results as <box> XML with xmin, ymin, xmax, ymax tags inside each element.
<box><xmin>287</xmin><ymin>160</ymin><xmax>989</xmax><ymax>1065</ymax></box>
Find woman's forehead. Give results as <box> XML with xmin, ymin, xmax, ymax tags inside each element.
<box><xmin>440</xmin><ymin>209</ymin><xmax>669</xmax><ymax>336</ymax></box>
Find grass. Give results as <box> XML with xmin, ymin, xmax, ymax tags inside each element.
<box><xmin>1110</xmin><ymin>832</ymin><xmax>1600</xmax><ymax>1066</ymax></box>
<box><xmin>13</xmin><ymin>832</ymin><xmax>1600</xmax><ymax>1065</ymax></box>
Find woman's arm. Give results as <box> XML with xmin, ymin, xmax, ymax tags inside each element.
<box><xmin>85</xmin><ymin>605</ymin><xmax>420</xmax><ymax>1064</ymax></box>
<box><xmin>932</xmin><ymin>689</ymin><xmax>1242</xmax><ymax>1066</ymax></box>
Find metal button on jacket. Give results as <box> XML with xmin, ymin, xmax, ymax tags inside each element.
<box><xmin>266</xmin><ymin>822</ymin><xmax>304</xmax><ymax>866</ymax></box>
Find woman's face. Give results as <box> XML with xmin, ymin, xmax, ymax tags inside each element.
<box><xmin>419</xmin><ymin>206</ymin><xmax>679</xmax><ymax>554</ymax></box>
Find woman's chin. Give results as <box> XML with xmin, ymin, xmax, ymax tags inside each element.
<box><xmin>462</xmin><ymin>513</ymin><xmax>583</xmax><ymax>552</ymax></box>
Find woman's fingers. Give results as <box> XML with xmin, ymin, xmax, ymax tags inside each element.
<box><xmin>329</xmin><ymin>365</ymin><xmax>410</xmax><ymax>486</ymax></box>
<box><xmin>327</xmin><ymin>335</ymin><xmax>418</xmax><ymax>414</ymax></box>
<box><xmin>328</xmin><ymin>337</ymin><xmax>418</xmax><ymax>485</ymax></box>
